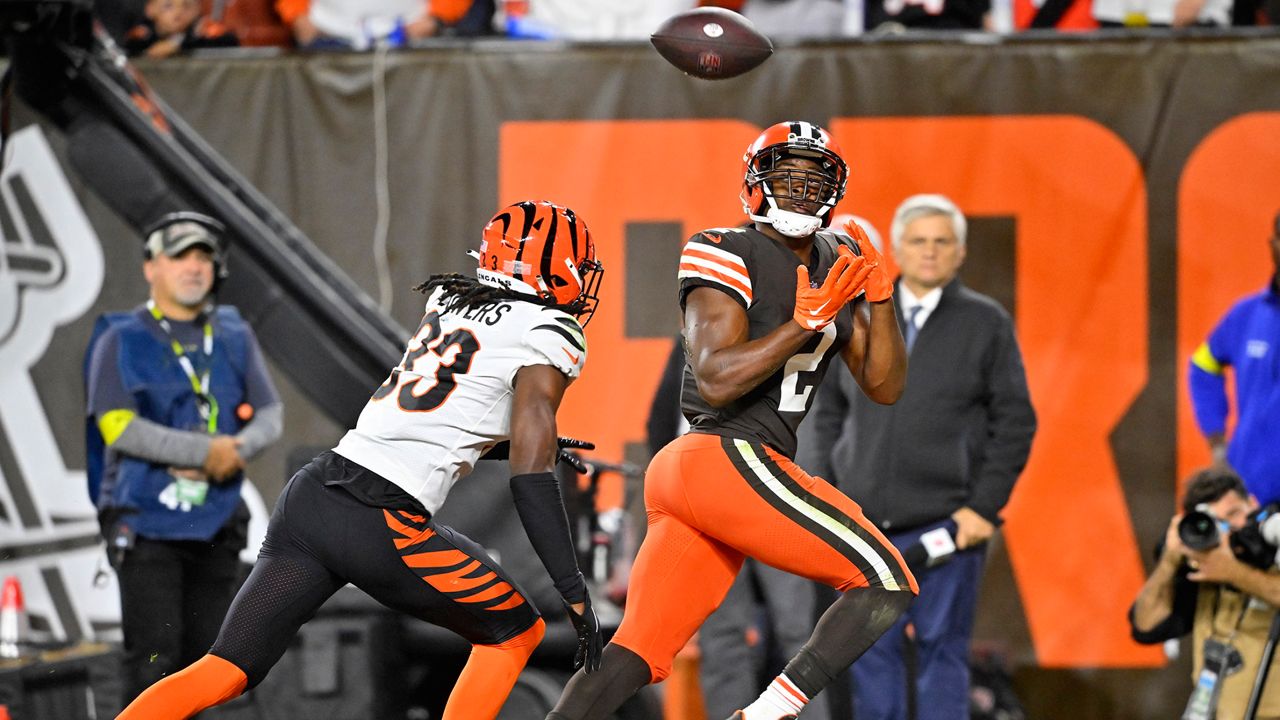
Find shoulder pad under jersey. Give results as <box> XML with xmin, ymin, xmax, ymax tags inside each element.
<box><xmin>678</xmin><ymin>228</ymin><xmax>755</xmax><ymax>308</ymax></box>
<box><xmin>521</xmin><ymin>309</ymin><xmax>587</xmax><ymax>378</ymax></box>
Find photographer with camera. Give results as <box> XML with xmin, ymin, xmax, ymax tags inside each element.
<box><xmin>1130</xmin><ymin>468</ymin><xmax>1280</xmax><ymax>719</ymax></box>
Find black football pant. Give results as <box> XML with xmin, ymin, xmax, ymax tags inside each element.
<box><xmin>208</xmin><ymin>452</ymin><xmax>541</xmax><ymax>688</ymax></box>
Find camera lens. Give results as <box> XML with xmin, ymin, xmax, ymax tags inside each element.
<box><xmin>1179</xmin><ymin>511</ymin><xmax>1221</xmax><ymax>552</ymax></box>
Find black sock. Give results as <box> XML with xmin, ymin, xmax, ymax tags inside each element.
<box><xmin>547</xmin><ymin>644</ymin><xmax>652</xmax><ymax>720</ymax></box>
<box><xmin>783</xmin><ymin>587</ymin><xmax>914</xmax><ymax>698</ymax></box>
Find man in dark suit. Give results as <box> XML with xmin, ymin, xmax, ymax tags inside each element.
<box><xmin>809</xmin><ymin>194</ymin><xmax>1037</xmax><ymax>720</ymax></box>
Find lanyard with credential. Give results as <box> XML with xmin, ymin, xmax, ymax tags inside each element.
<box><xmin>147</xmin><ymin>300</ymin><xmax>218</xmax><ymax>434</ymax></box>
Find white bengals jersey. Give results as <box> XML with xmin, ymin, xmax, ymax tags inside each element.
<box><xmin>333</xmin><ymin>287</ymin><xmax>587</xmax><ymax>514</ymax></box>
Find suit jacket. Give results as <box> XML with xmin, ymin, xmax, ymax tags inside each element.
<box><xmin>809</xmin><ymin>277</ymin><xmax>1036</xmax><ymax>532</ymax></box>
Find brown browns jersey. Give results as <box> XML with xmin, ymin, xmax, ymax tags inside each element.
<box><xmin>677</xmin><ymin>225</ymin><xmax>858</xmax><ymax>459</ymax></box>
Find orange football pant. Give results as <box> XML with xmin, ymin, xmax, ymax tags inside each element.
<box><xmin>610</xmin><ymin>432</ymin><xmax>916</xmax><ymax>682</ymax></box>
<box><xmin>116</xmin><ymin>653</ymin><xmax>247</xmax><ymax>720</ymax></box>
<box><xmin>117</xmin><ymin>619</ymin><xmax>546</xmax><ymax>720</ymax></box>
<box><xmin>443</xmin><ymin>617</ymin><xmax>546</xmax><ymax>719</ymax></box>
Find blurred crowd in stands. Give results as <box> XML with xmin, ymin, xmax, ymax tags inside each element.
<box><xmin>95</xmin><ymin>0</ymin><xmax>1279</xmax><ymax>58</ymax></box>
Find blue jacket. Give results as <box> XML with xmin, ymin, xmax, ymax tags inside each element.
<box><xmin>1190</xmin><ymin>279</ymin><xmax>1280</xmax><ymax>503</ymax></box>
<box><xmin>86</xmin><ymin>306</ymin><xmax>253</xmax><ymax>541</ymax></box>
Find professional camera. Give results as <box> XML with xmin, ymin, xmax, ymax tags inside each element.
<box><xmin>1178</xmin><ymin>508</ymin><xmax>1224</xmax><ymax>552</ymax></box>
<box><xmin>1178</xmin><ymin>503</ymin><xmax>1280</xmax><ymax>570</ymax></box>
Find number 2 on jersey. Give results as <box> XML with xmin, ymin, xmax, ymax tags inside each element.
<box><xmin>778</xmin><ymin>323</ymin><xmax>837</xmax><ymax>412</ymax></box>
<box><xmin>372</xmin><ymin>310</ymin><xmax>480</xmax><ymax>412</ymax></box>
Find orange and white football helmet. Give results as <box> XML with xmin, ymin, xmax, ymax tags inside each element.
<box><xmin>474</xmin><ymin>200</ymin><xmax>603</xmax><ymax>324</ymax></box>
<box><xmin>740</xmin><ymin>121</ymin><xmax>849</xmax><ymax>239</ymax></box>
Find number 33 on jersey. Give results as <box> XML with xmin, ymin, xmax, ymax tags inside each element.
<box><xmin>334</xmin><ymin>286</ymin><xmax>587</xmax><ymax>514</ymax></box>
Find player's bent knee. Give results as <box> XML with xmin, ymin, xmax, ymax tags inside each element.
<box><xmin>612</xmin><ymin>638</ymin><xmax>670</xmax><ymax>684</ymax></box>
<box><xmin>839</xmin><ymin>585</ymin><xmax>916</xmax><ymax>602</ymax></box>
<box><xmin>880</xmin><ymin>589</ymin><xmax>916</xmax><ymax>628</ymax></box>
<box><xmin>526</xmin><ymin>616</ymin><xmax>547</xmax><ymax>645</ymax></box>
<box><xmin>833</xmin><ymin>565</ymin><xmax>918</xmax><ymax>595</ymax></box>
<box><xmin>474</xmin><ymin>616</ymin><xmax>545</xmax><ymax>663</ymax></box>
<box><xmin>847</xmin><ymin>586</ymin><xmax>915</xmax><ymax>626</ymax></box>
<box><xmin>209</xmin><ymin>647</ymin><xmax>268</xmax><ymax>691</ymax></box>
<box><xmin>502</xmin><ymin>616</ymin><xmax>546</xmax><ymax>652</ymax></box>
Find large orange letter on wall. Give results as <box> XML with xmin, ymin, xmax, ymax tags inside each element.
<box><xmin>830</xmin><ymin>117</ymin><xmax>1157</xmax><ymax>667</ymax></box>
<box><xmin>499</xmin><ymin>121</ymin><xmax>762</xmax><ymax>465</ymax></box>
<box><xmin>1176</xmin><ymin>113</ymin><xmax>1280</xmax><ymax>483</ymax></box>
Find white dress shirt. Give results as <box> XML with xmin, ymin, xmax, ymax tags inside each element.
<box><xmin>898</xmin><ymin>283</ymin><xmax>943</xmax><ymax>332</ymax></box>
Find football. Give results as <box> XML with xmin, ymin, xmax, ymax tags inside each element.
<box><xmin>650</xmin><ymin>8</ymin><xmax>773</xmax><ymax>81</ymax></box>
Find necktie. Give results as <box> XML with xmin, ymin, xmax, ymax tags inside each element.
<box><xmin>905</xmin><ymin>305</ymin><xmax>923</xmax><ymax>353</ymax></box>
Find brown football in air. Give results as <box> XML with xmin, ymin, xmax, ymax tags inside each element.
<box><xmin>650</xmin><ymin>7</ymin><xmax>773</xmax><ymax>80</ymax></box>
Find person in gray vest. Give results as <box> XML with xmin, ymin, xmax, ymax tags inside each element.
<box><xmin>809</xmin><ymin>194</ymin><xmax>1036</xmax><ymax>720</ymax></box>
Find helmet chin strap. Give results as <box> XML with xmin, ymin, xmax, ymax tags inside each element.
<box><xmin>750</xmin><ymin>187</ymin><xmax>831</xmax><ymax>239</ymax></box>
<box><xmin>749</xmin><ymin>207</ymin><xmax>823</xmax><ymax>238</ymax></box>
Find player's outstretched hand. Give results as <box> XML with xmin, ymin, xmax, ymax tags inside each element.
<box><xmin>556</xmin><ymin>437</ymin><xmax>596</xmax><ymax>474</ymax></box>
<box><xmin>484</xmin><ymin>437</ymin><xmax>595</xmax><ymax>472</ymax></box>
<box><xmin>565</xmin><ymin>593</ymin><xmax>603</xmax><ymax>673</ymax></box>
<box><xmin>793</xmin><ymin>245</ymin><xmax>872</xmax><ymax>331</ymax></box>
<box><xmin>843</xmin><ymin>218</ymin><xmax>893</xmax><ymax>303</ymax></box>
<box><xmin>558</xmin><ymin>451</ymin><xmax>589</xmax><ymax>474</ymax></box>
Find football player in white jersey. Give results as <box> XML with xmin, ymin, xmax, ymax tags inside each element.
<box><xmin>119</xmin><ymin>200</ymin><xmax>605</xmax><ymax>720</ymax></box>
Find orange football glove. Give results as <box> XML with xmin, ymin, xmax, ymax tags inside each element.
<box><xmin>794</xmin><ymin>246</ymin><xmax>872</xmax><ymax>331</ymax></box>
<box><xmin>843</xmin><ymin>218</ymin><xmax>893</xmax><ymax>303</ymax></box>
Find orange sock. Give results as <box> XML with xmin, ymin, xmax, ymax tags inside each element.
<box><xmin>117</xmin><ymin>653</ymin><xmax>248</xmax><ymax>720</ymax></box>
<box><xmin>442</xmin><ymin>618</ymin><xmax>546</xmax><ymax>720</ymax></box>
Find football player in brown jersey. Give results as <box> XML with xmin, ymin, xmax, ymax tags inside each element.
<box><xmin>546</xmin><ymin>122</ymin><xmax>918</xmax><ymax>720</ymax></box>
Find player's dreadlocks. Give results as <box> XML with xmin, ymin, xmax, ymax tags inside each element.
<box><xmin>413</xmin><ymin>273</ymin><xmax>555</xmax><ymax>313</ymax></box>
